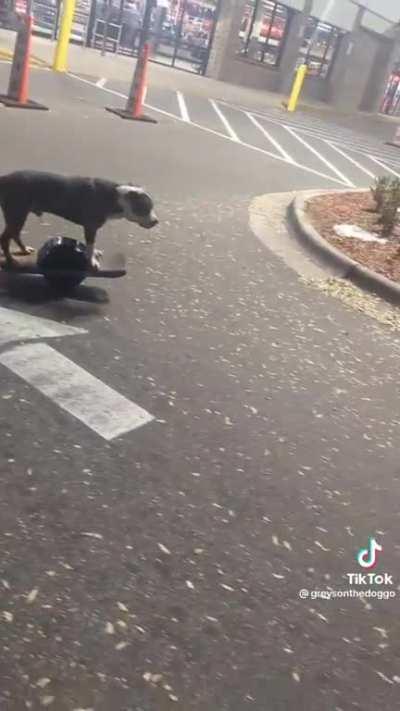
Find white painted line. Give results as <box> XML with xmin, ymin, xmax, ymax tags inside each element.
<box><xmin>176</xmin><ymin>90</ymin><xmax>190</xmax><ymax>122</ymax></box>
<box><xmin>0</xmin><ymin>306</ymin><xmax>87</xmax><ymax>347</ymax></box>
<box><xmin>368</xmin><ymin>155</ymin><xmax>400</xmax><ymax>178</ymax></box>
<box><xmin>246</xmin><ymin>112</ymin><xmax>294</xmax><ymax>163</ymax></box>
<box><xmin>209</xmin><ymin>99</ymin><xmax>240</xmax><ymax>142</ymax></box>
<box><xmin>325</xmin><ymin>141</ymin><xmax>376</xmax><ymax>180</ymax></box>
<box><xmin>66</xmin><ymin>73</ymin><xmax>352</xmax><ymax>187</ymax></box>
<box><xmin>218</xmin><ymin>100</ymin><xmax>341</xmax><ymax>139</ymax></box>
<box><xmin>0</xmin><ymin>342</ymin><xmax>154</xmax><ymax>441</ymax></box>
<box><xmin>141</xmin><ymin>106</ymin><xmax>348</xmax><ymax>186</ymax></box>
<box><xmin>376</xmin><ymin>153</ymin><xmax>400</xmax><ymax>168</ymax></box>
<box><xmin>96</xmin><ymin>77</ymin><xmax>107</xmax><ymax>88</ymax></box>
<box><xmin>285</xmin><ymin>126</ymin><xmax>354</xmax><ymax>187</ymax></box>
<box><xmin>336</xmin><ymin>143</ymin><xmax>400</xmax><ymax>167</ymax></box>
<box><xmin>219</xmin><ymin>100</ymin><xmax>395</xmax><ymax>159</ymax></box>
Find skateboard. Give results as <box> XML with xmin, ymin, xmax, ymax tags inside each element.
<box><xmin>0</xmin><ymin>237</ymin><xmax>126</xmax><ymax>292</ymax></box>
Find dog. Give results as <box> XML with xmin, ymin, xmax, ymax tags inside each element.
<box><xmin>0</xmin><ymin>170</ymin><xmax>158</xmax><ymax>269</ymax></box>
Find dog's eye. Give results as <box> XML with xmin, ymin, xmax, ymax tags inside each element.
<box><xmin>130</xmin><ymin>193</ymin><xmax>152</xmax><ymax>216</ymax></box>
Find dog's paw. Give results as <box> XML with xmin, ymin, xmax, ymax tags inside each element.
<box><xmin>90</xmin><ymin>255</ymin><xmax>101</xmax><ymax>271</ymax></box>
<box><xmin>17</xmin><ymin>246</ymin><xmax>35</xmax><ymax>256</ymax></box>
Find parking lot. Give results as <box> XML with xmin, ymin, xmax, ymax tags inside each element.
<box><xmin>1</xmin><ymin>63</ymin><xmax>400</xmax><ymax>711</ymax></box>
<box><xmin>70</xmin><ymin>71</ymin><xmax>400</xmax><ymax>189</ymax></box>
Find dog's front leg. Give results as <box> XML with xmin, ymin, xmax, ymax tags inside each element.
<box><xmin>84</xmin><ymin>226</ymin><xmax>101</xmax><ymax>270</ymax></box>
<box><xmin>1</xmin><ymin>228</ymin><xmax>15</xmax><ymax>267</ymax></box>
<box><xmin>14</xmin><ymin>236</ymin><xmax>35</xmax><ymax>256</ymax></box>
<box><xmin>1</xmin><ymin>227</ymin><xmax>23</xmax><ymax>268</ymax></box>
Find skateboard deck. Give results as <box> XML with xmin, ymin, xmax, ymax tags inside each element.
<box><xmin>0</xmin><ymin>252</ymin><xmax>126</xmax><ymax>279</ymax></box>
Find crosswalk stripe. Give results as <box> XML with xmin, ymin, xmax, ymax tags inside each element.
<box><xmin>246</xmin><ymin>112</ymin><xmax>294</xmax><ymax>164</ymax></box>
<box><xmin>284</xmin><ymin>126</ymin><xmax>354</xmax><ymax>187</ymax></box>
<box><xmin>209</xmin><ymin>99</ymin><xmax>239</xmax><ymax>142</ymax></box>
<box><xmin>326</xmin><ymin>141</ymin><xmax>376</xmax><ymax>180</ymax></box>
<box><xmin>176</xmin><ymin>90</ymin><xmax>190</xmax><ymax>122</ymax></box>
<box><xmin>0</xmin><ymin>305</ymin><xmax>87</xmax><ymax>346</ymax></box>
<box><xmin>0</xmin><ymin>342</ymin><xmax>154</xmax><ymax>441</ymax></box>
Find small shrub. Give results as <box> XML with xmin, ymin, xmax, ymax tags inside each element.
<box><xmin>380</xmin><ymin>201</ymin><xmax>399</xmax><ymax>237</ymax></box>
<box><xmin>371</xmin><ymin>176</ymin><xmax>391</xmax><ymax>212</ymax></box>
<box><xmin>371</xmin><ymin>176</ymin><xmax>400</xmax><ymax>237</ymax></box>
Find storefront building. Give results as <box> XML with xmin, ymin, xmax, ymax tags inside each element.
<box><xmin>1</xmin><ymin>0</ymin><xmax>400</xmax><ymax>112</ymax></box>
<box><xmin>206</xmin><ymin>0</ymin><xmax>400</xmax><ymax>113</ymax></box>
<box><xmin>0</xmin><ymin>0</ymin><xmax>221</xmax><ymax>74</ymax></box>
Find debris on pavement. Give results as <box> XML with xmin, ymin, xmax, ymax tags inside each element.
<box><xmin>301</xmin><ymin>276</ymin><xmax>400</xmax><ymax>330</ymax></box>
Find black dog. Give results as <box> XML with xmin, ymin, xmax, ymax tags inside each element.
<box><xmin>0</xmin><ymin>170</ymin><xmax>158</xmax><ymax>269</ymax></box>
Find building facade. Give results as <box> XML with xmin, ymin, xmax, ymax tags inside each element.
<box><xmin>206</xmin><ymin>0</ymin><xmax>400</xmax><ymax>113</ymax></box>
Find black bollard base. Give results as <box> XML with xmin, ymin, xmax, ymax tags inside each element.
<box><xmin>105</xmin><ymin>107</ymin><xmax>157</xmax><ymax>123</ymax></box>
<box><xmin>0</xmin><ymin>94</ymin><xmax>49</xmax><ymax>110</ymax></box>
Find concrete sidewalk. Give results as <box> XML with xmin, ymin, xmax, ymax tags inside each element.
<box><xmin>0</xmin><ymin>26</ymin><xmax>399</xmax><ymax>143</ymax></box>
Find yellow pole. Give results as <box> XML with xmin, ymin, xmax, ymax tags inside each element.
<box><xmin>53</xmin><ymin>0</ymin><xmax>77</xmax><ymax>72</ymax></box>
<box><xmin>287</xmin><ymin>64</ymin><xmax>308</xmax><ymax>113</ymax></box>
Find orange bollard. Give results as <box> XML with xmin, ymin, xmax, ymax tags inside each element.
<box><xmin>132</xmin><ymin>42</ymin><xmax>150</xmax><ymax>118</ymax></box>
<box><xmin>106</xmin><ymin>41</ymin><xmax>157</xmax><ymax>123</ymax></box>
<box><xmin>18</xmin><ymin>13</ymin><xmax>33</xmax><ymax>104</ymax></box>
<box><xmin>0</xmin><ymin>12</ymin><xmax>48</xmax><ymax>110</ymax></box>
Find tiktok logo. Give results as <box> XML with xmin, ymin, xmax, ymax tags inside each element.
<box><xmin>357</xmin><ymin>537</ymin><xmax>383</xmax><ymax>569</ymax></box>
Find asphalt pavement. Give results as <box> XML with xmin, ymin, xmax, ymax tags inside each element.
<box><xmin>0</xmin><ymin>66</ymin><xmax>400</xmax><ymax>711</ymax></box>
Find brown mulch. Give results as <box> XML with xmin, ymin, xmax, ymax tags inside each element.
<box><xmin>306</xmin><ymin>191</ymin><xmax>400</xmax><ymax>282</ymax></box>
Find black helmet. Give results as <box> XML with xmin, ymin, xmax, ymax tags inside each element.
<box><xmin>37</xmin><ymin>237</ymin><xmax>89</xmax><ymax>290</ymax></box>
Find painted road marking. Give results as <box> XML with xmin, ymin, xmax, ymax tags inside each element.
<box><xmin>219</xmin><ymin>100</ymin><xmax>400</xmax><ymax>166</ymax></box>
<box><xmin>176</xmin><ymin>90</ymin><xmax>190</xmax><ymax>122</ymax></box>
<box><xmin>96</xmin><ymin>77</ymin><xmax>107</xmax><ymax>88</ymax></box>
<box><xmin>0</xmin><ymin>342</ymin><xmax>154</xmax><ymax>441</ymax></box>
<box><xmin>246</xmin><ymin>112</ymin><xmax>294</xmax><ymax>164</ymax></box>
<box><xmin>284</xmin><ymin>126</ymin><xmax>355</xmax><ymax>188</ymax></box>
<box><xmin>325</xmin><ymin>141</ymin><xmax>376</xmax><ymax>180</ymax></box>
<box><xmin>66</xmin><ymin>73</ymin><xmax>353</xmax><ymax>187</ymax></box>
<box><xmin>0</xmin><ymin>306</ymin><xmax>154</xmax><ymax>440</ymax></box>
<box><xmin>368</xmin><ymin>155</ymin><xmax>400</xmax><ymax>179</ymax></box>
<box><xmin>209</xmin><ymin>99</ymin><xmax>240</xmax><ymax>142</ymax></box>
<box><xmin>0</xmin><ymin>305</ymin><xmax>87</xmax><ymax>346</ymax></box>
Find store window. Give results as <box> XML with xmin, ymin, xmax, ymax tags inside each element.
<box><xmin>238</xmin><ymin>0</ymin><xmax>291</xmax><ymax>67</ymax></box>
<box><xmin>299</xmin><ymin>17</ymin><xmax>343</xmax><ymax>78</ymax></box>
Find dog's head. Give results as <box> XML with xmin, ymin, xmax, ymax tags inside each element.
<box><xmin>117</xmin><ymin>185</ymin><xmax>158</xmax><ymax>229</ymax></box>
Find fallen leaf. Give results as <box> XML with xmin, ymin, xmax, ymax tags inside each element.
<box><xmin>157</xmin><ymin>543</ymin><xmax>171</xmax><ymax>555</ymax></box>
<box><xmin>115</xmin><ymin>641</ymin><xmax>129</xmax><ymax>651</ymax></box>
<box><xmin>27</xmin><ymin>588</ymin><xmax>39</xmax><ymax>604</ymax></box>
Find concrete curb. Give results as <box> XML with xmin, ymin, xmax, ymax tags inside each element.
<box><xmin>289</xmin><ymin>192</ymin><xmax>400</xmax><ymax>305</ymax></box>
